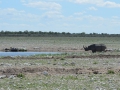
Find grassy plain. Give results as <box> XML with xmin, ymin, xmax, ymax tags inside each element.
<box><xmin>0</xmin><ymin>37</ymin><xmax>120</xmax><ymax>90</ymax></box>
<box><xmin>0</xmin><ymin>37</ymin><xmax>120</xmax><ymax>51</ymax></box>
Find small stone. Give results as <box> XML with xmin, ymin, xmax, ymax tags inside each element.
<box><xmin>64</xmin><ymin>61</ymin><xmax>69</xmax><ymax>65</ymax></box>
<box><xmin>70</xmin><ymin>62</ymin><xmax>75</xmax><ymax>66</ymax></box>
<box><xmin>42</xmin><ymin>71</ymin><xmax>49</xmax><ymax>76</ymax></box>
<box><xmin>8</xmin><ymin>75</ymin><xmax>16</xmax><ymax>79</ymax></box>
<box><xmin>0</xmin><ymin>75</ymin><xmax>6</xmax><ymax>79</ymax></box>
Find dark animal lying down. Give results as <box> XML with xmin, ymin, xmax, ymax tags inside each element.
<box><xmin>83</xmin><ymin>44</ymin><xmax>107</xmax><ymax>53</ymax></box>
<box><xmin>5</xmin><ymin>47</ymin><xmax>27</xmax><ymax>52</ymax></box>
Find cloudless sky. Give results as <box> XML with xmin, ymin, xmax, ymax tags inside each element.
<box><xmin>0</xmin><ymin>0</ymin><xmax>120</xmax><ymax>34</ymax></box>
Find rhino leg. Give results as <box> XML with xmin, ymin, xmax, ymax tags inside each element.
<box><xmin>92</xmin><ymin>50</ymin><xmax>96</xmax><ymax>53</ymax></box>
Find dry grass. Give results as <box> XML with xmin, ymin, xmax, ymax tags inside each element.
<box><xmin>0</xmin><ymin>37</ymin><xmax>120</xmax><ymax>89</ymax></box>
<box><xmin>0</xmin><ymin>57</ymin><xmax>120</xmax><ymax>90</ymax></box>
<box><xmin>0</xmin><ymin>37</ymin><xmax>120</xmax><ymax>52</ymax></box>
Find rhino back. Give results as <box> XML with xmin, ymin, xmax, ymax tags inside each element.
<box><xmin>95</xmin><ymin>44</ymin><xmax>106</xmax><ymax>51</ymax></box>
<box><xmin>89</xmin><ymin>44</ymin><xmax>106</xmax><ymax>50</ymax></box>
<box><xmin>88</xmin><ymin>44</ymin><xmax>96</xmax><ymax>50</ymax></box>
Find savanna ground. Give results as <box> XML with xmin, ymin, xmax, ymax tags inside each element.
<box><xmin>0</xmin><ymin>37</ymin><xmax>120</xmax><ymax>90</ymax></box>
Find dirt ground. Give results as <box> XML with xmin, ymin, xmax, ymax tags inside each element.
<box><xmin>1</xmin><ymin>65</ymin><xmax>120</xmax><ymax>75</ymax></box>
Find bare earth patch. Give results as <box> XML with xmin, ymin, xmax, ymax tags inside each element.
<box><xmin>0</xmin><ymin>66</ymin><xmax>120</xmax><ymax>76</ymax></box>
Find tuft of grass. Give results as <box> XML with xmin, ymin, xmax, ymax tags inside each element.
<box><xmin>107</xmin><ymin>70</ymin><xmax>115</xmax><ymax>74</ymax></box>
<box><xmin>93</xmin><ymin>61</ymin><xmax>98</xmax><ymax>64</ymax></box>
<box><xmin>17</xmin><ymin>73</ymin><xmax>25</xmax><ymax>78</ymax></box>
<box><xmin>60</xmin><ymin>57</ymin><xmax>65</xmax><ymax>60</ymax></box>
<box><xmin>64</xmin><ymin>75</ymin><xmax>78</xmax><ymax>80</ymax></box>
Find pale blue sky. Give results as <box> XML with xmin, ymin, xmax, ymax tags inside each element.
<box><xmin>0</xmin><ymin>0</ymin><xmax>120</xmax><ymax>34</ymax></box>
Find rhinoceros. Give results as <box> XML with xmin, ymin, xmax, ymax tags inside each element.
<box><xmin>83</xmin><ymin>44</ymin><xmax>107</xmax><ymax>53</ymax></box>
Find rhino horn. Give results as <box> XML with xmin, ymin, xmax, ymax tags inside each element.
<box><xmin>83</xmin><ymin>45</ymin><xmax>85</xmax><ymax>48</ymax></box>
<box><xmin>83</xmin><ymin>45</ymin><xmax>86</xmax><ymax>49</ymax></box>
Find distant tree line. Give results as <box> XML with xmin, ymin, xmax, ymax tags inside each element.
<box><xmin>0</xmin><ymin>30</ymin><xmax>119</xmax><ymax>37</ymax></box>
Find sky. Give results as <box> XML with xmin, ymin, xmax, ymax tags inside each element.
<box><xmin>0</xmin><ymin>0</ymin><xmax>120</xmax><ymax>34</ymax></box>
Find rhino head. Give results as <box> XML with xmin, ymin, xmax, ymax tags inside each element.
<box><xmin>83</xmin><ymin>46</ymin><xmax>89</xmax><ymax>51</ymax></box>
